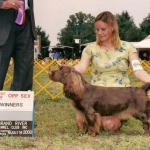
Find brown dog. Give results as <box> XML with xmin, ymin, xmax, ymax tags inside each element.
<box><xmin>49</xmin><ymin>65</ymin><xmax>150</xmax><ymax>135</ymax></box>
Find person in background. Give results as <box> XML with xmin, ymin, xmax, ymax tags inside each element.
<box><xmin>0</xmin><ymin>0</ymin><xmax>36</xmax><ymax>90</ymax></box>
<box><xmin>74</xmin><ymin>11</ymin><xmax>150</xmax><ymax>129</ymax></box>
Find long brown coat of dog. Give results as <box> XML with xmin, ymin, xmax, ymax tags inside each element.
<box><xmin>49</xmin><ymin>65</ymin><xmax>150</xmax><ymax>135</ymax></box>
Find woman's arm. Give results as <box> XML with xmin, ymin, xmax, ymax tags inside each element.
<box><xmin>129</xmin><ymin>52</ymin><xmax>150</xmax><ymax>83</ymax></box>
<box><xmin>74</xmin><ymin>52</ymin><xmax>91</xmax><ymax>74</ymax></box>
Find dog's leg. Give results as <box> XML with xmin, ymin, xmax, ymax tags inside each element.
<box><xmin>83</xmin><ymin>106</ymin><xmax>101</xmax><ymax>136</ymax></box>
<box><xmin>132</xmin><ymin>111</ymin><xmax>150</xmax><ymax>132</ymax></box>
<box><xmin>115</xmin><ymin>106</ymin><xmax>148</xmax><ymax>129</ymax></box>
<box><xmin>93</xmin><ymin>113</ymin><xmax>102</xmax><ymax>133</ymax></box>
<box><xmin>70</xmin><ymin>101</ymin><xmax>88</xmax><ymax>132</ymax></box>
<box><xmin>143</xmin><ymin>100</ymin><xmax>150</xmax><ymax>130</ymax></box>
<box><xmin>146</xmin><ymin>100</ymin><xmax>150</xmax><ymax>130</ymax></box>
<box><xmin>87</xmin><ymin>113</ymin><xmax>102</xmax><ymax>136</ymax></box>
<box><xmin>84</xmin><ymin>107</ymin><xmax>96</xmax><ymax>125</ymax></box>
<box><xmin>75</xmin><ymin>109</ymin><xmax>88</xmax><ymax>132</ymax></box>
<box><xmin>114</xmin><ymin>107</ymin><xmax>149</xmax><ymax>130</ymax></box>
<box><xmin>133</xmin><ymin>112</ymin><xmax>147</xmax><ymax>122</ymax></box>
<box><xmin>114</xmin><ymin>107</ymin><xmax>137</xmax><ymax>120</ymax></box>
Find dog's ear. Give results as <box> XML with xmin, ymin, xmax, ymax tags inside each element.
<box><xmin>48</xmin><ymin>67</ymin><xmax>52</xmax><ymax>77</ymax></box>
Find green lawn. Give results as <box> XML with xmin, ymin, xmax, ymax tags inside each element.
<box><xmin>1</xmin><ymin>66</ymin><xmax>150</xmax><ymax>150</ymax></box>
<box><xmin>0</xmin><ymin>94</ymin><xmax>150</xmax><ymax>150</ymax></box>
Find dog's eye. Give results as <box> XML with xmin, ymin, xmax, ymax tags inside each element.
<box><xmin>59</xmin><ymin>66</ymin><xmax>63</xmax><ymax>70</ymax></box>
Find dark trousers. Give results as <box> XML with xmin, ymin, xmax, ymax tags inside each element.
<box><xmin>0</xmin><ymin>14</ymin><xmax>34</xmax><ymax>91</ymax></box>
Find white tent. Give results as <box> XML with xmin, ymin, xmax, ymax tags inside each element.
<box><xmin>133</xmin><ymin>35</ymin><xmax>150</xmax><ymax>49</ymax></box>
<box><xmin>81</xmin><ymin>35</ymin><xmax>150</xmax><ymax>49</ymax></box>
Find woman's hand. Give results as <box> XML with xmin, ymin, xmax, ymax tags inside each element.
<box><xmin>129</xmin><ymin>52</ymin><xmax>150</xmax><ymax>83</ymax></box>
<box><xmin>74</xmin><ymin>53</ymin><xmax>91</xmax><ymax>74</ymax></box>
<box><xmin>1</xmin><ymin>0</ymin><xmax>20</xmax><ymax>10</ymax></box>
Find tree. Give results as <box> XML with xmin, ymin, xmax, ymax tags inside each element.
<box><xmin>140</xmin><ymin>13</ymin><xmax>150</xmax><ymax>37</ymax></box>
<box><xmin>57</xmin><ymin>12</ymin><xmax>95</xmax><ymax>47</ymax></box>
<box><xmin>36</xmin><ymin>26</ymin><xmax>50</xmax><ymax>58</ymax></box>
<box><xmin>116</xmin><ymin>11</ymin><xmax>143</xmax><ymax>41</ymax></box>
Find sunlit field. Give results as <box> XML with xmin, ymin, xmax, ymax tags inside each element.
<box><xmin>0</xmin><ymin>62</ymin><xmax>150</xmax><ymax>150</ymax></box>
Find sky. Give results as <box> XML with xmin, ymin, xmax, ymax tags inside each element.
<box><xmin>34</xmin><ymin>0</ymin><xmax>150</xmax><ymax>46</ymax></box>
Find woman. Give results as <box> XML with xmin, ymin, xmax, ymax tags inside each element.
<box><xmin>75</xmin><ymin>11</ymin><xmax>150</xmax><ymax>85</ymax></box>
<box><xmin>74</xmin><ymin>11</ymin><xmax>150</xmax><ymax>131</ymax></box>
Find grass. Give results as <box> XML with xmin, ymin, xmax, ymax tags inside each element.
<box><xmin>1</xmin><ymin>64</ymin><xmax>150</xmax><ymax>149</ymax></box>
<box><xmin>0</xmin><ymin>96</ymin><xmax>150</xmax><ymax>150</ymax></box>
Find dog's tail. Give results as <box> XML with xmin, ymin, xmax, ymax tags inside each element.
<box><xmin>142</xmin><ymin>83</ymin><xmax>150</xmax><ymax>93</ymax></box>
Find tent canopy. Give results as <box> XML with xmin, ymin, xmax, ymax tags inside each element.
<box><xmin>133</xmin><ymin>35</ymin><xmax>150</xmax><ymax>49</ymax></box>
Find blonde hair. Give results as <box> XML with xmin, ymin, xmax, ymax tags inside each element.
<box><xmin>95</xmin><ymin>11</ymin><xmax>121</xmax><ymax>49</ymax></box>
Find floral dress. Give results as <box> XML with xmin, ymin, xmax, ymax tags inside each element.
<box><xmin>82</xmin><ymin>41</ymin><xmax>137</xmax><ymax>87</ymax></box>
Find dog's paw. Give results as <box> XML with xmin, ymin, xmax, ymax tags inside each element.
<box><xmin>87</xmin><ymin>127</ymin><xmax>98</xmax><ymax>136</ymax></box>
<box><xmin>77</xmin><ymin>121</ymin><xmax>88</xmax><ymax>132</ymax></box>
